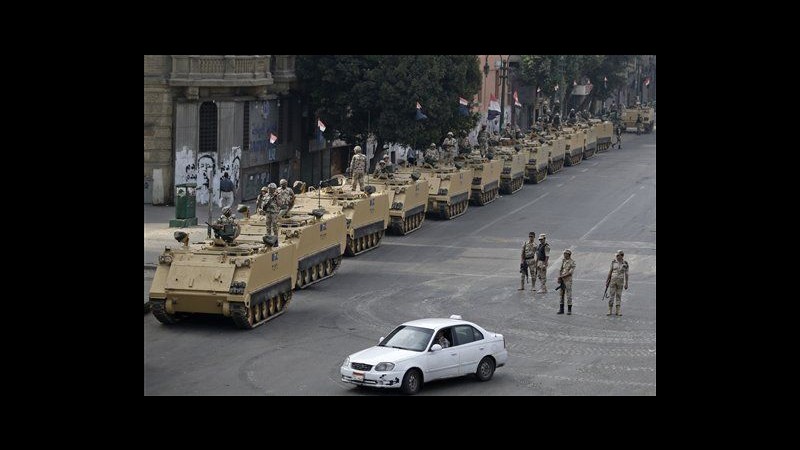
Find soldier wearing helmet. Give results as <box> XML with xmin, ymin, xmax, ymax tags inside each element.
<box><xmin>255</xmin><ymin>186</ymin><xmax>269</xmax><ymax>212</ymax></box>
<box><xmin>216</xmin><ymin>206</ymin><xmax>235</xmax><ymax>224</ymax></box>
<box><xmin>477</xmin><ymin>125</ymin><xmax>489</xmax><ymax>157</ymax></box>
<box><xmin>532</xmin><ymin>233</ymin><xmax>550</xmax><ymax>293</ymax></box>
<box><xmin>424</xmin><ymin>143</ymin><xmax>439</xmax><ymax>168</ymax></box>
<box><xmin>442</xmin><ymin>131</ymin><xmax>457</xmax><ymax>165</ymax></box>
<box><xmin>557</xmin><ymin>249</ymin><xmax>576</xmax><ymax>315</ymax></box>
<box><xmin>520</xmin><ymin>231</ymin><xmax>538</xmax><ymax>291</ymax></box>
<box><xmin>349</xmin><ymin>145</ymin><xmax>367</xmax><ymax>192</ymax></box>
<box><xmin>606</xmin><ymin>250</ymin><xmax>629</xmax><ymax>316</ymax></box>
<box><xmin>262</xmin><ymin>183</ymin><xmax>280</xmax><ymax>237</ymax></box>
<box><xmin>277</xmin><ymin>178</ymin><xmax>295</xmax><ymax>215</ymax></box>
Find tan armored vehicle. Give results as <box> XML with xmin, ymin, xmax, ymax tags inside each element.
<box><xmin>560</xmin><ymin>127</ymin><xmax>585</xmax><ymax>166</ymax></box>
<box><xmin>149</xmin><ymin>207</ymin><xmax>347</xmax><ymax>329</ymax></box>
<box><xmin>622</xmin><ymin>106</ymin><xmax>655</xmax><ymax>133</ymax></box>
<box><xmin>522</xmin><ymin>138</ymin><xmax>549</xmax><ymax>184</ymax></box>
<box><xmin>455</xmin><ymin>151</ymin><xmax>502</xmax><ymax>205</ymax></box>
<box><xmin>546</xmin><ymin>133</ymin><xmax>566</xmax><ymax>174</ymax></box>
<box><xmin>494</xmin><ymin>139</ymin><xmax>526</xmax><ymax>194</ymax></box>
<box><xmin>295</xmin><ymin>178</ymin><xmax>390</xmax><ymax>256</ymax></box>
<box><xmin>578</xmin><ymin>122</ymin><xmax>597</xmax><ymax>159</ymax></box>
<box><xmin>396</xmin><ymin>164</ymin><xmax>473</xmax><ymax>219</ymax></box>
<box><xmin>592</xmin><ymin>119</ymin><xmax>613</xmax><ymax>152</ymax></box>
<box><xmin>366</xmin><ymin>171</ymin><xmax>429</xmax><ymax>235</ymax></box>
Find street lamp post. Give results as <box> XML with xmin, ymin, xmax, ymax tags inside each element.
<box><xmin>497</xmin><ymin>56</ymin><xmax>510</xmax><ymax>130</ymax></box>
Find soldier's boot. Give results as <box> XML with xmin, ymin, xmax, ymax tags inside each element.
<box><xmin>615</xmin><ymin>304</ymin><xmax>622</xmax><ymax>316</ymax></box>
<box><xmin>607</xmin><ymin>305</ymin><xmax>613</xmax><ymax>316</ymax></box>
<box><xmin>557</xmin><ymin>303</ymin><xmax>564</xmax><ymax>314</ymax></box>
<box><xmin>567</xmin><ymin>305</ymin><xmax>572</xmax><ymax>315</ymax></box>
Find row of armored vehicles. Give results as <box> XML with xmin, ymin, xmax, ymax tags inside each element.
<box><xmin>149</xmin><ymin>118</ymin><xmax>618</xmax><ymax>329</ymax></box>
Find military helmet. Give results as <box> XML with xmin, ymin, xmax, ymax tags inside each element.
<box><xmin>539</xmin><ymin>233</ymin><xmax>546</xmax><ymax>240</ymax></box>
<box><xmin>222</xmin><ymin>207</ymin><xmax>232</xmax><ymax>216</ymax></box>
<box><xmin>378</xmin><ymin>160</ymin><xmax>386</xmax><ymax>165</ymax></box>
<box><xmin>268</xmin><ymin>182</ymin><xmax>277</xmax><ymax>189</ymax></box>
<box><xmin>260</xmin><ymin>186</ymin><xmax>268</xmax><ymax>192</ymax></box>
<box><xmin>447</xmin><ymin>131</ymin><xmax>454</xmax><ymax>136</ymax></box>
<box><xmin>354</xmin><ymin>145</ymin><xmax>362</xmax><ymax>153</ymax></box>
<box><xmin>616</xmin><ymin>250</ymin><xmax>624</xmax><ymax>256</ymax></box>
<box><xmin>563</xmin><ymin>249</ymin><xmax>572</xmax><ymax>255</ymax></box>
<box><xmin>383</xmin><ymin>154</ymin><xmax>390</xmax><ymax>159</ymax></box>
<box><xmin>430</xmin><ymin>143</ymin><xmax>437</xmax><ymax>148</ymax></box>
<box><xmin>279</xmin><ymin>179</ymin><xmax>288</xmax><ymax>186</ymax></box>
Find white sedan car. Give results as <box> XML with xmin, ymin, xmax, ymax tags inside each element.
<box><xmin>340</xmin><ymin>315</ymin><xmax>508</xmax><ymax>394</ymax></box>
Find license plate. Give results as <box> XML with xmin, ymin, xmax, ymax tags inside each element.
<box><xmin>353</xmin><ymin>372</ymin><xmax>364</xmax><ymax>381</ymax></box>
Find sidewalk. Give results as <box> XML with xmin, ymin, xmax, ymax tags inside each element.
<box><xmin>144</xmin><ymin>199</ymin><xmax>258</xmax><ymax>267</ymax></box>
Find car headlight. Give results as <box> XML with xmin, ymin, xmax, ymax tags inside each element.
<box><xmin>374</xmin><ymin>362</ymin><xmax>395</xmax><ymax>372</ymax></box>
<box><xmin>342</xmin><ymin>357</ymin><xmax>350</xmax><ymax>368</ymax></box>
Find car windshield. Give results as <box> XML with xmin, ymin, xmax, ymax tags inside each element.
<box><xmin>379</xmin><ymin>325</ymin><xmax>434</xmax><ymax>352</ymax></box>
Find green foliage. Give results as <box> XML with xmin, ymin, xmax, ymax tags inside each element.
<box><xmin>297</xmin><ymin>55</ymin><xmax>481</xmax><ymax>148</ymax></box>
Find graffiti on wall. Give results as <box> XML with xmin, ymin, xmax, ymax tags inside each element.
<box><xmin>175</xmin><ymin>146</ymin><xmax>196</xmax><ymax>186</ymax></box>
<box><xmin>195</xmin><ymin>153</ymin><xmax>216</xmax><ymax>205</ymax></box>
<box><xmin>194</xmin><ymin>146</ymin><xmax>243</xmax><ymax>206</ymax></box>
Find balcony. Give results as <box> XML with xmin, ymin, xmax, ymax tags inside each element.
<box><xmin>169</xmin><ymin>55</ymin><xmax>274</xmax><ymax>87</ymax></box>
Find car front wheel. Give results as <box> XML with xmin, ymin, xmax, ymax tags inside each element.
<box><xmin>401</xmin><ymin>369</ymin><xmax>422</xmax><ymax>395</ymax></box>
<box><xmin>476</xmin><ymin>357</ymin><xmax>495</xmax><ymax>381</ymax></box>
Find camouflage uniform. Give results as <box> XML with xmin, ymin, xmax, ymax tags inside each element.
<box><xmin>607</xmin><ymin>252</ymin><xmax>629</xmax><ymax>315</ymax></box>
<box><xmin>424</xmin><ymin>144</ymin><xmax>439</xmax><ymax>167</ymax></box>
<box><xmin>459</xmin><ymin>137</ymin><xmax>472</xmax><ymax>155</ymax></box>
<box><xmin>255</xmin><ymin>188</ymin><xmax>268</xmax><ymax>212</ymax></box>
<box><xmin>261</xmin><ymin>189</ymin><xmax>280</xmax><ymax>237</ymax></box>
<box><xmin>277</xmin><ymin>186</ymin><xmax>295</xmax><ymax>214</ymax></box>
<box><xmin>442</xmin><ymin>134</ymin><xmax>457</xmax><ymax>165</ymax></box>
<box><xmin>350</xmin><ymin>152</ymin><xmax>367</xmax><ymax>191</ymax></box>
<box><xmin>477</xmin><ymin>127</ymin><xmax>488</xmax><ymax>156</ymax></box>
<box><xmin>532</xmin><ymin>234</ymin><xmax>550</xmax><ymax>292</ymax></box>
<box><xmin>216</xmin><ymin>214</ymin><xmax>235</xmax><ymax>225</ymax></box>
<box><xmin>558</xmin><ymin>251</ymin><xmax>576</xmax><ymax>313</ymax></box>
<box><xmin>520</xmin><ymin>237</ymin><xmax>537</xmax><ymax>290</ymax></box>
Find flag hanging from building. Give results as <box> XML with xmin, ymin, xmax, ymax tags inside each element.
<box><xmin>415</xmin><ymin>101</ymin><xmax>427</xmax><ymax>121</ymax></box>
<box><xmin>317</xmin><ymin>119</ymin><xmax>326</xmax><ymax>132</ymax></box>
<box><xmin>270</xmin><ymin>133</ymin><xmax>278</xmax><ymax>144</ymax></box>
<box><xmin>514</xmin><ymin>91</ymin><xmax>522</xmax><ymax>107</ymax></box>
<box><xmin>458</xmin><ymin>97</ymin><xmax>470</xmax><ymax>116</ymax></box>
<box><xmin>644</xmin><ymin>76</ymin><xmax>651</xmax><ymax>87</ymax></box>
<box><xmin>488</xmin><ymin>94</ymin><xmax>500</xmax><ymax>120</ymax></box>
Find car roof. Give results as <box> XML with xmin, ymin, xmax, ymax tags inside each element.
<box><xmin>401</xmin><ymin>318</ymin><xmax>478</xmax><ymax>329</ymax></box>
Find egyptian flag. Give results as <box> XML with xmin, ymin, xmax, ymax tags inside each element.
<box><xmin>488</xmin><ymin>94</ymin><xmax>500</xmax><ymax>120</ymax></box>
<box><xmin>459</xmin><ymin>97</ymin><xmax>470</xmax><ymax>116</ymax></box>
<box><xmin>415</xmin><ymin>101</ymin><xmax>428</xmax><ymax>121</ymax></box>
<box><xmin>514</xmin><ymin>91</ymin><xmax>522</xmax><ymax>107</ymax></box>
<box><xmin>270</xmin><ymin>133</ymin><xmax>278</xmax><ymax>144</ymax></box>
<box><xmin>317</xmin><ymin>119</ymin><xmax>326</xmax><ymax>143</ymax></box>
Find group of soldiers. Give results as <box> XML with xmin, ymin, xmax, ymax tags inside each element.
<box><xmin>254</xmin><ymin>179</ymin><xmax>296</xmax><ymax>237</ymax></box>
<box><xmin>520</xmin><ymin>231</ymin><xmax>630</xmax><ymax>316</ymax></box>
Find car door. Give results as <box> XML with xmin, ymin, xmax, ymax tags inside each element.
<box><xmin>424</xmin><ymin>327</ymin><xmax>459</xmax><ymax>381</ymax></box>
<box><xmin>453</xmin><ymin>325</ymin><xmax>484</xmax><ymax>375</ymax></box>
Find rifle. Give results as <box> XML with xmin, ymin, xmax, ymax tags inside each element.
<box><xmin>602</xmin><ymin>282</ymin><xmax>610</xmax><ymax>301</ymax></box>
<box><xmin>555</xmin><ymin>277</ymin><xmax>566</xmax><ymax>291</ymax></box>
<box><xmin>519</xmin><ymin>261</ymin><xmax>529</xmax><ymax>284</ymax></box>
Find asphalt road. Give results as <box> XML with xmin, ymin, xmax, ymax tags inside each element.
<box><xmin>144</xmin><ymin>131</ymin><xmax>656</xmax><ymax>396</ymax></box>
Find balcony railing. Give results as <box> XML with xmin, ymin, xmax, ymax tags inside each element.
<box><xmin>170</xmin><ymin>55</ymin><xmax>275</xmax><ymax>87</ymax></box>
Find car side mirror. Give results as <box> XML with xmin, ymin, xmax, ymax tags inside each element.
<box><xmin>430</xmin><ymin>344</ymin><xmax>443</xmax><ymax>352</ymax></box>
<box><xmin>378</xmin><ymin>336</ymin><xmax>384</xmax><ymax>344</ymax></box>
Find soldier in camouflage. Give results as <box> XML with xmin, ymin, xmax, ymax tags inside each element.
<box><xmin>442</xmin><ymin>132</ymin><xmax>457</xmax><ymax>165</ymax></box>
<box><xmin>532</xmin><ymin>233</ymin><xmax>551</xmax><ymax>293</ymax></box>
<box><xmin>255</xmin><ymin>186</ymin><xmax>269</xmax><ymax>213</ymax></box>
<box><xmin>477</xmin><ymin>124</ymin><xmax>489</xmax><ymax>157</ymax></box>
<box><xmin>261</xmin><ymin>183</ymin><xmax>280</xmax><ymax>237</ymax></box>
<box><xmin>424</xmin><ymin>143</ymin><xmax>439</xmax><ymax>168</ymax></box>
<box><xmin>349</xmin><ymin>145</ymin><xmax>367</xmax><ymax>191</ymax></box>
<box><xmin>520</xmin><ymin>231</ymin><xmax>538</xmax><ymax>291</ymax></box>
<box><xmin>216</xmin><ymin>207</ymin><xmax>236</xmax><ymax>225</ymax></box>
<box><xmin>605</xmin><ymin>250</ymin><xmax>629</xmax><ymax>316</ymax></box>
<box><xmin>277</xmin><ymin>178</ymin><xmax>295</xmax><ymax>216</ymax></box>
<box><xmin>558</xmin><ymin>249</ymin><xmax>576</xmax><ymax>314</ymax></box>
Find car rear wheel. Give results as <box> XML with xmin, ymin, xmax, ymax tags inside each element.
<box><xmin>401</xmin><ymin>369</ymin><xmax>422</xmax><ymax>395</ymax></box>
<box><xmin>476</xmin><ymin>357</ymin><xmax>495</xmax><ymax>382</ymax></box>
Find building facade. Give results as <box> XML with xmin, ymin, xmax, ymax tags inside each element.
<box><xmin>144</xmin><ymin>55</ymin><xmax>306</xmax><ymax>205</ymax></box>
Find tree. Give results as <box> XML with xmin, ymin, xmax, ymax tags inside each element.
<box><xmin>297</xmin><ymin>55</ymin><xmax>481</xmax><ymax>149</ymax></box>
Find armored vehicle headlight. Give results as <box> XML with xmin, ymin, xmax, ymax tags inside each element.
<box><xmin>159</xmin><ymin>255</ymin><xmax>173</xmax><ymax>265</ymax></box>
<box><xmin>374</xmin><ymin>362</ymin><xmax>395</xmax><ymax>371</ymax></box>
<box><xmin>438</xmin><ymin>188</ymin><xmax>448</xmax><ymax>195</ymax></box>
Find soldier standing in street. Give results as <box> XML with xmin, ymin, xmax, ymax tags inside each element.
<box><xmin>557</xmin><ymin>249</ymin><xmax>576</xmax><ymax>314</ymax></box>
<box><xmin>532</xmin><ymin>233</ymin><xmax>551</xmax><ymax>293</ymax></box>
<box><xmin>349</xmin><ymin>146</ymin><xmax>367</xmax><ymax>191</ymax></box>
<box><xmin>277</xmin><ymin>178</ymin><xmax>295</xmax><ymax>216</ymax></box>
<box><xmin>442</xmin><ymin>132</ymin><xmax>457</xmax><ymax>165</ymax></box>
<box><xmin>605</xmin><ymin>250</ymin><xmax>629</xmax><ymax>316</ymax></box>
<box><xmin>261</xmin><ymin>183</ymin><xmax>280</xmax><ymax>238</ymax></box>
<box><xmin>519</xmin><ymin>231</ymin><xmax>537</xmax><ymax>291</ymax></box>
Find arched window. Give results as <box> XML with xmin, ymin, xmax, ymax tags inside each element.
<box><xmin>199</xmin><ymin>101</ymin><xmax>217</xmax><ymax>153</ymax></box>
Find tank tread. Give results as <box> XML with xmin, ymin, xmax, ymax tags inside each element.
<box><xmin>547</xmin><ymin>158</ymin><xmax>564</xmax><ymax>174</ymax></box>
<box><xmin>296</xmin><ymin>256</ymin><xmax>342</xmax><ymax>289</ymax></box>
<box><xmin>471</xmin><ymin>186</ymin><xmax>498</xmax><ymax>206</ymax></box>
<box><xmin>500</xmin><ymin>176</ymin><xmax>524</xmax><ymax>194</ymax></box>
<box><xmin>584</xmin><ymin>147</ymin><xmax>596</xmax><ymax>159</ymax></box>
<box><xmin>151</xmin><ymin>300</ymin><xmax>186</xmax><ymax>324</ymax></box>
<box><xmin>230</xmin><ymin>292</ymin><xmax>292</xmax><ymax>330</ymax></box>
<box><xmin>391</xmin><ymin>210</ymin><xmax>425</xmax><ymax>235</ymax></box>
<box><xmin>564</xmin><ymin>153</ymin><xmax>583</xmax><ymax>166</ymax></box>
<box><xmin>531</xmin><ymin>168</ymin><xmax>547</xmax><ymax>184</ymax></box>
<box><xmin>441</xmin><ymin>199</ymin><xmax>469</xmax><ymax>220</ymax></box>
<box><xmin>345</xmin><ymin>230</ymin><xmax>384</xmax><ymax>256</ymax></box>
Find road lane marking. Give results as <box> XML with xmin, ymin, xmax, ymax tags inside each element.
<box><xmin>580</xmin><ymin>193</ymin><xmax>636</xmax><ymax>241</ymax></box>
<box><xmin>471</xmin><ymin>192</ymin><xmax>549</xmax><ymax>235</ymax></box>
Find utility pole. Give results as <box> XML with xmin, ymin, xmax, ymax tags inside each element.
<box><xmin>499</xmin><ymin>56</ymin><xmax>509</xmax><ymax>130</ymax></box>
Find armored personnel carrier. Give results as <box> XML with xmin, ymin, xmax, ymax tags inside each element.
<box><xmin>455</xmin><ymin>151</ymin><xmax>502</xmax><ymax>205</ymax></box>
<box><xmin>295</xmin><ymin>178</ymin><xmax>389</xmax><ymax>256</ymax></box>
<box><xmin>149</xmin><ymin>205</ymin><xmax>347</xmax><ymax>329</ymax></box>
<box><xmin>560</xmin><ymin>127</ymin><xmax>585</xmax><ymax>167</ymax></box>
<box><xmin>622</xmin><ymin>106</ymin><xmax>655</xmax><ymax>133</ymax></box>
<box><xmin>396</xmin><ymin>164</ymin><xmax>473</xmax><ymax>219</ymax></box>
<box><xmin>366</xmin><ymin>170</ymin><xmax>429</xmax><ymax>235</ymax></box>
<box><xmin>592</xmin><ymin>118</ymin><xmax>613</xmax><ymax>152</ymax></box>
<box><xmin>546</xmin><ymin>133</ymin><xmax>566</xmax><ymax>174</ymax></box>
<box><xmin>521</xmin><ymin>137</ymin><xmax>549</xmax><ymax>184</ymax></box>
<box><xmin>578</xmin><ymin>122</ymin><xmax>597</xmax><ymax>159</ymax></box>
<box><xmin>494</xmin><ymin>139</ymin><xmax>526</xmax><ymax>194</ymax></box>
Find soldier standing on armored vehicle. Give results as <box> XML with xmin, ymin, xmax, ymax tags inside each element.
<box><xmin>459</xmin><ymin>135</ymin><xmax>472</xmax><ymax>155</ymax></box>
<box><xmin>261</xmin><ymin>183</ymin><xmax>280</xmax><ymax>238</ymax></box>
<box><xmin>532</xmin><ymin>233</ymin><xmax>551</xmax><ymax>293</ymax></box>
<box><xmin>520</xmin><ymin>231</ymin><xmax>538</xmax><ymax>291</ymax></box>
<box><xmin>255</xmin><ymin>186</ymin><xmax>269</xmax><ymax>212</ymax></box>
<box><xmin>552</xmin><ymin>112</ymin><xmax>562</xmax><ymax>130</ymax></box>
<box><xmin>277</xmin><ymin>178</ymin><xmax>295</xmax><ymax>216</ymax></box>
<box><xmin>382</xmin><ymin>154</ymin><xmax>393</xmax><ymax>172</ymax></box>
<box><xmin>424</xmin><ymin>143</ymin><xmax>440</xmax><ymax>168</ymax></box>
<box><xmin>349</xmin><ymin>145</ymin><xmax>367</xmax><ymax>192</ymax></box>
<box><xmin>442</xmin><ymin>132</ymin><xmax>457</xmax><ymax>165</ymax></box>
<box><xmin>477</xmin><ymin>124</ymin><xmax>489</xmax><ymax>156</ymax></box>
